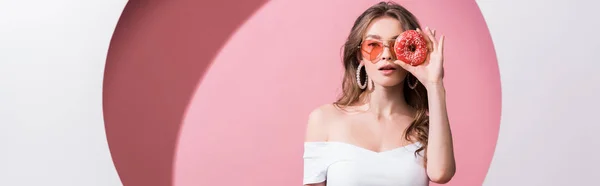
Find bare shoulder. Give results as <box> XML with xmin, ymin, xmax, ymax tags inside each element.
<box><xmin>304</xmin><ymin>103</ymin><xmax>344</xmax><ymax>142</ymax></box>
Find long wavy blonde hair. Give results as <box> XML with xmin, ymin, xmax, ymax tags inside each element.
<box><xmin>333</xmin><ymin>1</ymin><xmax>430</xmax><ymax>159</ymax></box>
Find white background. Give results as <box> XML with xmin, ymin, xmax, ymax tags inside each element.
<box><xmin>0</xmin><ymin>0</ymin><xmax>599</xmax><ymax>185</ymax></box>
<box><xmin>0</xmin><ymin>1</ymin><xmax>126</xmax><ymax>186</ymax></box>
<box><xmin>478</xmin><ymin>0</ymin><xmax>600</xmax><ymax>185</ymax></box>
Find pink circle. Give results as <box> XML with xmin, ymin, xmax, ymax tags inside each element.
<box><xmin>174</xmin><ymin>1</ymin><xmax>501</xmax><ymax>186</ymax></box>
<box><xmin>103</xmin><ymin>0</ymin><xmax>268</xmax><ymax>185</ymax></box>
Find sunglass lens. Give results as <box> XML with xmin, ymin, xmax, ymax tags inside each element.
<box><xmin>361</xmin><ymin>40</ymin><xmax>383</xmax><ymax>61</ymax></box>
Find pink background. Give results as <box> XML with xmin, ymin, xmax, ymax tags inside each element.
<box><xmin>104</xmin><ymin>0</ymin><xmax>501</xmax><ymax>185</ymax></box>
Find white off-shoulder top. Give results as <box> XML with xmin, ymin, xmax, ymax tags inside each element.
<box><xmin>303</xmin><ymin>141</ymin><xmax>429</xmax><ymax>186</ymax></box>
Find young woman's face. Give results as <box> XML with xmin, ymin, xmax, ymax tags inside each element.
<box><xmin>360</xmin><ymin>16</ymin><xmax>408</xmax><ymax>87</ymax></box>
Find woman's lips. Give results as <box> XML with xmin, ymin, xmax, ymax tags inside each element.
<box><xmin>378</xmin><ymin>65</ymin><xmax>397</xmax><ymax>75</ymax></box>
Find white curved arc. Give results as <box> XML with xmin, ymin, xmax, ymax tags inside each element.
<box><xmin>0</xmin><ymin>0</ymin><xmax>128</xmax><ymax>185</ymax></box>
<box><xmin>477</xmin><ymin>0</ymin><xmax>600</xmax><ymax>185</ymax></box>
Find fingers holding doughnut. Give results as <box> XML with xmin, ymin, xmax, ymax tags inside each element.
<box><xmin>427</xmin><ymin>27</ymin><xmax>434</xmax><ymax>36</ymax></box>
<box><xmin>424</xmin><ymin>27</ymin><xmax>438</xmax><ymax>49</ymax></box>
<box><xmin>416</xmin><ymin>28</ymin><xmax>431</xmax><ymax>52</ymax></box>
<box><xmin>418</xmin><ymin>28</ymin><xmax>434</xmax><ymax>53</ymax></box>
<box><xmin>438</xmin><ymin>35</ymin><xmax>445</xmax><ymax>56</ymax></box>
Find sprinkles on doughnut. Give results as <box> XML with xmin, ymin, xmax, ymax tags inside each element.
<box><xmin>394</xmin><ymin>30</ymin><xmax>428</xmax><ymax>66</ymax></box>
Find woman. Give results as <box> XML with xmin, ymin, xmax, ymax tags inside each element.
<box><xmin>303</xmin><ymin>1</ymin><xmax>456</xmax><ymax>186</ymax></box>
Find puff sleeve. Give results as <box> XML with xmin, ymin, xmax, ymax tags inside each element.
<box><xmin>303</xmin><ymin>142</ymin><xmax>336</xmax><ymax>185</ymax></box>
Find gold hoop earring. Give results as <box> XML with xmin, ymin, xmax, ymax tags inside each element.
<box><xmin>356</xmin><ymin>63</ymin><xmax>368</xmax><ymax>89</ymax></box>
<box><xmin>407</xmin><ymin>74</ymin><xmax>418</xmax><ymax>89</ymax></box>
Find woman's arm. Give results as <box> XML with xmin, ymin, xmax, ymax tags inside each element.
<box><xmin>396</xmin><ymin>27</ymin><xmax>456</xmax><ymax>184</ymax></box>
<box><xmin>424</xmin><ymin>82</ymin><xmax>456</xmax><ymax>184</ymax></box>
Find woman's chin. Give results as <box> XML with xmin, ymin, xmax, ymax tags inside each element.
<box><xmin>373</xmin><ymin>80</ymin><xmax>403</xmax><ymax>88</ymax></box>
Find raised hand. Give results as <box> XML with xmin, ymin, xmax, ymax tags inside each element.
<box><xmin>396</xmin><ymin>27</ymin><xmax>445</xmax><ymax>89</ymax></box>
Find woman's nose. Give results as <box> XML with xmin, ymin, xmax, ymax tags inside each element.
<box><xmin>380</xmin><ymin>45</ymin><xmax>394</xmax><ymax>61</ymax></box>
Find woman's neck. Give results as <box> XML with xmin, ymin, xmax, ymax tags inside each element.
<box><xmin>362</xmin><ymin>83</ymin><xmax>412</xmax><ymax>119</ymax></box>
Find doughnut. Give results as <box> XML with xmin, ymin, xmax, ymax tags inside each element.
<box><xmin>394</xmin><ymin>30</ymin><xmax>428</xmax><ymax>66</ymax></box>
